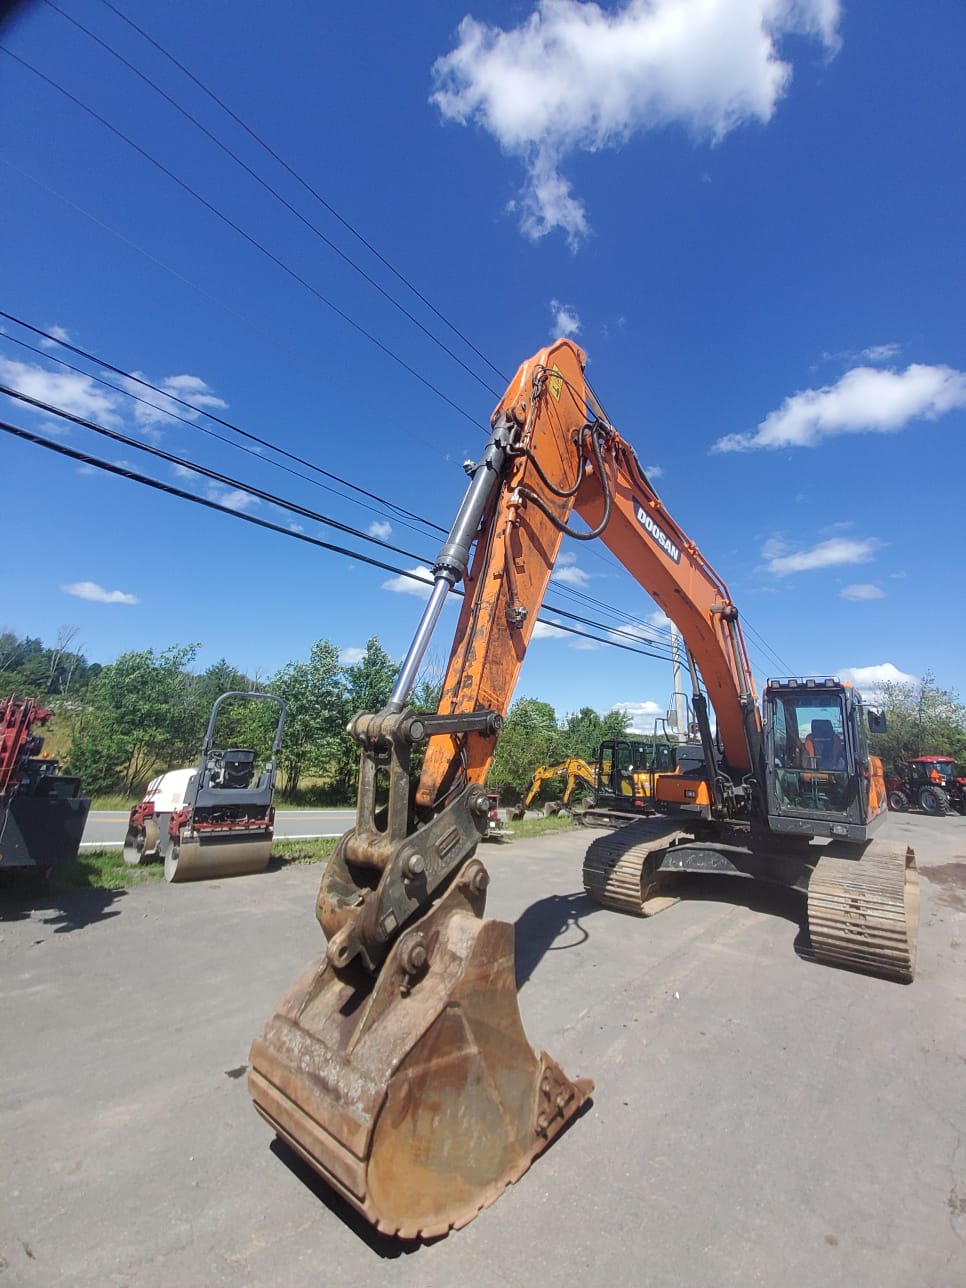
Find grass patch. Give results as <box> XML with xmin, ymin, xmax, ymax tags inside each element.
<box><xmin>270</xmin><ymin>836</ymin><xmax>339</xmax><ymax>867</ymax></box>
<box><xmin>495</xmin><ymin>813</ymin><xmax>578</xmax><ymax>840</ymax></box>
<box><xmin>89</xmin><ymin>795</ymin><xmax>139</xmax><ymax>811</ymax></box>
<box><xmin>48</xmin><ymin>849</ymin><xmax>164</xmax><ymax>892</ymax></box>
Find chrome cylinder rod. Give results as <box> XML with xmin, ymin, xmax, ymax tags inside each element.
<box><xmin>386</xmin><ymin>415</ymin><xmax>513</xmax><ymax>713</ymax></box>
<box><xmin>387</xmin><ymin>575</ymin><xmax>451</xmax><ymax>712</ymax></box>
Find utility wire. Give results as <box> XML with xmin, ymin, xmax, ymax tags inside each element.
<box><xmin>43</xmin><ymin>0</ymin><xmax>503</xmax><ymax>402</ymax></box>
<box><xmin>95</xmin><ymin>0</ymin><xmax>509</xmax><ymax>388</ymax></box>
<box><xmin>0</xmin><ymin>311</ymin><xmax>446</xmax><ymax>535</ymax></box>
<box><xmin>0</xmin><ymin>382</ymin><xmax>436</xmax><ymax>565</ymax></box>
<box><xmin>0</xmin><ymin>416</ymin><xmax>443</xmax><ymax>588</ymax></box>
<box><xmin>0</xmin><ymin>317</ymin><xmax>687</xmax><ymax>656</ymax></box>
<box><xmin>0</xmin><ymin>418</ymin><xmax>674</xmax><ymax>663</ymax></box>
<box><xmin>0</xmin><ymin>328</ymin><xmax>444</xmax><ymax>544</ymax></box>
<box><xmin>0</xmin><ymin>46</ymin><xmax>486</xmax><ymax>433</ymax></box>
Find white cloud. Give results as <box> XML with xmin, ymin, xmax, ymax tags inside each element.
<box><xmin>382</xmin><ymin>565</ymin><xmax>436</xmax><ymax>599</ymax></box>
<box><xmin>171</xmin><ymin>463</ymin><xmax>258</xmax><ymax>512</ymax></box>
<box><xmin>837</xmin><ymin>662</ymin><xmax>917</xmax><ymax>700</ymax></box>
<box><xmin>531</xmin><ymin>618</ymin><xmax>567</xmax><ymax>639</ymax></box>
<box><xmin>121</xmin><ymin>371</ymin><xmax>228</xmax><ymax>431</ymax></box>
<box><xmin>209</xmin><ymin>486</ymin><xmax>258</xmax><ymax>512</ymax></box>
<box><xmin>840</xmin><ymin>583</ymin><xmax>885</xmax><ymax>601</ymax></box>
<box><xmin>432</xmin><ymin>0</ymin><xmax>839</xmax><ymax>245</ymax></box>
<box><xmin>368</xmin><ymin>519</ymin><xmax>393</xmax><ymax>540</ymax></box>
<box><xmin>61</xmin><ymin>580</ymin><xmax>139</xmax><ymax>605</ymax></box>
<box><xmin>713</xmin><ymin>362</ymin><xmax>966</xmax><ymax>452</ymax></box>
<box><xmin>642</xmin><ymin>463</ymin><xmax>664</xmax><ymax>480</ymax></box>
<box><xmin>40</xmin><ymin>324</ymin><xmax>72</xmax><ymax>350</ymax></box>
<box><xmin>860</xmin><ymin>343</ymin><xmax>899</xmax><ymax>364</ymax></box>
<box><xmin>550</xmin><ymin>298</ymin><xmax>581</xmax><ymax>337</ymax></box>
<box><xmin>0</xmin><ymin>357</ymin><xmax>121</xmax><ymax>425</ymax></box>
<box><xmin>762</xmin><ymin>535</ymin><xmax>879</xmax><ymax>577</ymax></box>
<box><xmin>551</xmin><ymin>550</ymin><xmax>592</xmax><ymax>587</ymax></box>
<box><xmin>339</xmin><ymin>646</ymin><xmax>366</xmax><ymax>665</ymax></box>
<box><xmin>611</xmin><ymin>699</ymin><xmax>663</xmax><ymax>727</ymax></box>
<box><xmin>289</xmin><ymin>522</ymin><xmax>305</xmax><ymax>534</ymax></box>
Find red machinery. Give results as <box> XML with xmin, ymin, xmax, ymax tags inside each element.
<box><xmin>0</xmin><ymin>695</ymin><xmax>90</xmax><ymax>877</ymax></box>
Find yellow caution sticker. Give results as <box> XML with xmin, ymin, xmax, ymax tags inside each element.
<box><xmin>549</xmin><ymin>365</ymin><xmax>563</xmax><ymax>401</ymax></box>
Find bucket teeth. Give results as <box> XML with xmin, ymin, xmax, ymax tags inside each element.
<box><xmin>249</xmin><ymin>865</ymin><xmax>592</xmax><ymax>1238</ymax></box>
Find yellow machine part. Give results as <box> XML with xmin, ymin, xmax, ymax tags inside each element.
<box><xmin>248</xmin><ymin>860</ymin><xmax>592</xmax><ymax>1239</ymax></box>
<box><xmin>164</xmin><ymin>832</ymin><xmax>272</xmax><ymax>882</ymax></box>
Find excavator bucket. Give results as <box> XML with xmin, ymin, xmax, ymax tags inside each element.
<box><xmin>248</xmin><ymin>859</ymin><xmax>593</xmax><ymax>1239</ymax></box>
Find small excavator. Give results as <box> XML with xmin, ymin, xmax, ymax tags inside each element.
<box><xmin>249</xmin><ymin>340</ymin><xmax>919</xmax><ymax>1239</ymax></box>
<box><xmin>512</xmin><ymin>739</ymin><xmax>677</xmax><ymax>822</ymax></box>
<box><xmin>510</xmin><ymin>757</ymin><xmax>597</xmax><ymax>818</ymax></box>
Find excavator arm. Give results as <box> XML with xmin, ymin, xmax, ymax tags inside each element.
<box><xmin>414</xmin><ymin>339</ymin><xmax>759</xmax><ymax>814</ymax></box>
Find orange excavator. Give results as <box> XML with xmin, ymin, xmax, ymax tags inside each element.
<box><xmin>249</xmin><ymin>340</ymin><xmax>919</xmax><ymax>1239</ymax></box>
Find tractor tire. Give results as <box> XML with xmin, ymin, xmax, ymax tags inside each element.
<box><xmin>887</xmin><ymin>789</ymin><xmax>910</xmax><ymax>813</ymax></box>
<box><xmin>918</xmin><ymin>785</ymin><xmax>950</xmax><ymax>816</ymax></box>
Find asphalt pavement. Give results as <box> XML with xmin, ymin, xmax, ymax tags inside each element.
<box><xmin>1</xmin><ymin>812</ymin><xmax>964</xmax><ymax>1286</ymax></box>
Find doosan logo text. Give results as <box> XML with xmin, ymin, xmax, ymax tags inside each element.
<box><xmin>635</xmin><ymin>502</ymin><xmax>681</xmax><ymax>563</ymax></box>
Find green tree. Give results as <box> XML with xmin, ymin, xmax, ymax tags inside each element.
<box><xmin>601</xmin><ymin>707</ymin><xmax>633</xmax><ymax>741</ymax></box>
<box><xmin>0</xmin><ymin>628</ymin><xmax>97</xmax><ymax>699</ymax></box>
<box><xmin>270</xmin><ymin>640</ymin><xmax>343</xmax><ymax>796</ymax></box>
<box><xmin>333</xmin><ymin>638</ymin><xmax>400</xmax><ymax>798</ymax></box>
<box><xmin>871</xmin><ymin>671</ymin><xmax>966</xmax><ymax>773</ymax></box>
<box><xmin>487</xmin><ymin>697</ymin><xmax>563</xmax><ymax>800</ymax></box>
<box><xmin>561</xmin><ymin>706</ymin><xmax>607</xmax><ymax>761</ymax></box>
<box><xmin>65</xmin><ymin>644</ymin><xmax>200</xmax><ymax>794</ymax></box>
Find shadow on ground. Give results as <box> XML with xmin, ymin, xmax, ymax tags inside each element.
<box><xmin>0</xmin><ymin>868</ymin><xmax>126</xmax><ymax>932</ymax></box>
<box><xmin>514</xmin><ymin>872</ymin><xmax>809</xmax><ymax>988</ymax></box>
<box><xmin>268</xmin><ymin>1137</ymin><xmax>428</xmax><ymax>1256</ymax></box>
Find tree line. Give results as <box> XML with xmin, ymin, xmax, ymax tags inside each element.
<box><xmin>3</xmin><ymin>628</ymin><xmax>964</xmax><ymax>801</ymax></box>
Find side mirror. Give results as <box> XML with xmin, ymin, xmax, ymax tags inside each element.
<box><xmin>867</xmin><ymin>709</ymin><xmax>887</xmax><ymax>734</ymax></box>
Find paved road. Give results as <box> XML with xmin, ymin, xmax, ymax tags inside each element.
<box><xmin>80</xmin><ymin>808</ymin><xmax>357</xmax><ymax>848</ymax></box>
<box><xmin>2</xmin><ymin>812</ymin><xmax>964</xmax><ymax>1286</ymax></box>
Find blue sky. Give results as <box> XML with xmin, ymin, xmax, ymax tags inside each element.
<box><xmin>1</xmin><ymin>0</ymin><xmax>963</xmax><ymax>728</ymax></box>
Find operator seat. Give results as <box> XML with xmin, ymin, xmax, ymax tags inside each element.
<box><xmin>804</xmin><ymin>719</ymin><xmax>842</xmax><ymax>770</ymax></box>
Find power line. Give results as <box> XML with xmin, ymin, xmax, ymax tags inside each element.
<box><xmin>42</xmin><ymin>0</ymin><xmax>504</xmax><ymax>403</ymax></box>
<box><xmin>0</xmin><ymin>45</ymin><xmax>487</xmax><ymax>433</ymax></box>
<box><xmin>0</xmin><ymin>416</ymin><xmax>444</xmax><ymax>586</ymax></box>
<box><xmin>0</xmin><ymin>417</ymin><xmax>678</xmax><ymax>664</ymax></box>
<box><xmin>0</xmin><ymin>327</ymin><xmax>444</xmax><ymax>544</ymax></box>
<box><xmin>0</xmin><ymin>311</ymin><xmax>446</xmax><ymax>536</ymax></box>
<box><xmin>95</xmin><ymin>0</ymin><xmax>510</xmax><ymax>389</ymax></box>
<box><xmin>0</xmin><ymin>316</ymin><xmax>694</xmax><ymax>661</ymax></box>
<box><xmin>0</xmin><ymin>382</ymin><xmax>435</xmax><ymax>565</ymax></box>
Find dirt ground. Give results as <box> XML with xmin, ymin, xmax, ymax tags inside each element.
<box><xmin>1</xmin><ymin>811</ymin><xmax>964</xmax><ymax>1287</ymax></box>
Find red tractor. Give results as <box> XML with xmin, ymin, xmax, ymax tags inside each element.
<box><xmin>886</xmin><ymin>756</ymin><xmax>966</xmax><ymax>816</ymax></box>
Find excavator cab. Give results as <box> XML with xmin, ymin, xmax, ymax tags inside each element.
<box><xmin>763</xmin><ymin>678</ymin><xmax>887</xmax><ymax>841</ymax></box>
